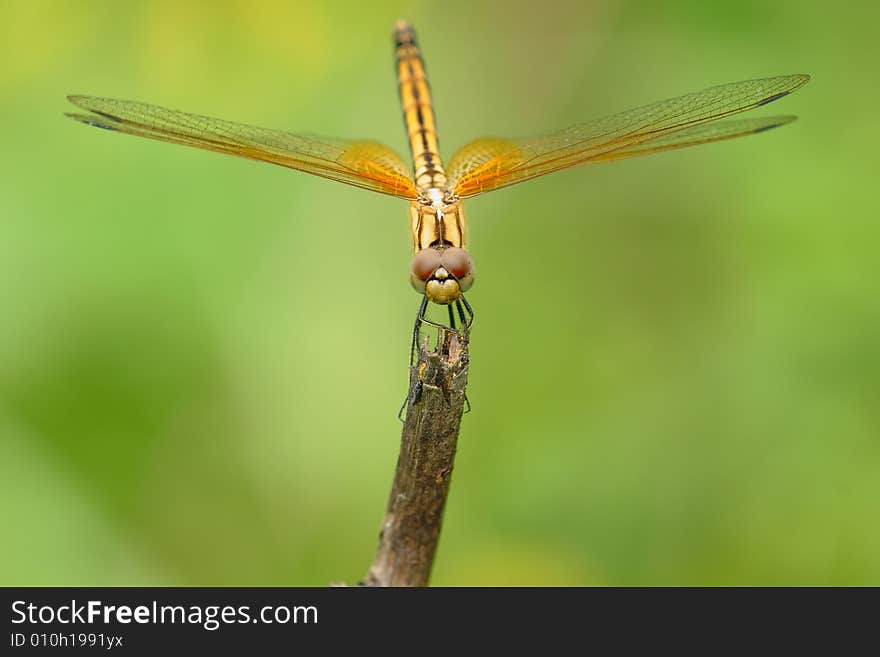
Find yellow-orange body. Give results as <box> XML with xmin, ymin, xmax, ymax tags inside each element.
<box><xmin>394</xmin><ymin>20</ymin><xmax>474</xmax><ymax>305</ymax></box>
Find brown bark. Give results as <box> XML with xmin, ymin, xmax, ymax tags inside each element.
<box><xmin>362</xmin><ymin>326</ymin><xmax>469</xmax><ymax>586</ymax></box>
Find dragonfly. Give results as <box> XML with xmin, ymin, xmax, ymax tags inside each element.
<box><xmin>67</xmin><ymin>20</ymin><xmax>809</xmax><ymax>363</ymax></box>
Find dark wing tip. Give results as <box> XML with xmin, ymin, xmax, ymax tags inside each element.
<box><xmin>757</xmin><ymin>91</ymin><xmax>790</xmax><ymax>107</ymax></box>
<box><xmin>64</xmin><ymin>112</ymin><xmax>116</xmax><ymax>131</ymax></box>
<box><xmin>65</xmin><ymin>95</ymin><xmax>124</xmax><ymax>128</ymax></box>
<box><xmin>755</xmin><ymin>75</ymin><xmax>811</xmax><ymax>107</ymax></box>
<box><xmin>753</xmin><ymin>115</ymin><xmax>798</xmax><ymax>133</ymax></box>
<box><xmin>757</xmin><ymin>73</ymin><xmax>810</xmax><ymax>107</ymax></box>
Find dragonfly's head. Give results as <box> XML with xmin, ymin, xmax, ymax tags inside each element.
<box><xmin>409</xmin><ymin>246</ymin><xmax>474</xmax><ymax>305</ymax></box>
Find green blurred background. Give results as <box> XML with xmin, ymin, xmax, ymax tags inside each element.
<box><xmin>1</xmin><ymin>0</ymin><xmax>877</xmax><ymax>586</ymax></box>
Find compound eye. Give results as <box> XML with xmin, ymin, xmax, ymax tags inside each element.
<box><xmin>410</xmin><ymin>249</ymin><xmax>442</xmax><ymax>281</ymax></box>
<box><xmin>441</xmin><ymin>247</ymin><xmax>472</xmax><ymax>280</ymax></box>
<box><xmin>456</xmin><ymin>270</ymin><xmax>474</xmax><ymax>293</ymax></box>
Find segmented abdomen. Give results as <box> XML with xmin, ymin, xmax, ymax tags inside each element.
<box><xmin>393</xmin><ymin>21</ymin><xmax>447</xmax><ymax>191</ymax></box>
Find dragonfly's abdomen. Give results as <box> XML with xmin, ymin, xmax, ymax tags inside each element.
<box><xmin>394</xmin><ymin>21</ymin><xmax>447</xmax><ymax>191</ymax></box>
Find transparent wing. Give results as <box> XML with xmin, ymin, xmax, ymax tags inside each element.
<box><xmin>447</xmin><ymin>74</ymin><xmax>809</xmax><ymax>198</ymax></box>
<box><xmin>588</xmin><ymin>115</ymin><xmax>797</xmax><ymax>161</ymax></box>
<box><xmin>66</xmin><ymin>95</ymin><xmax>419</xmax><ymax>200</ymax></box>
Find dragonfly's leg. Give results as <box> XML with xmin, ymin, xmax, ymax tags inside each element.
<box><xmin>457</xmin><ymin>296</ymin><xmax>474</xmax><ymax>413</ymax></box>
<box><xmin>459</xmin><ymin>294</ymin><xmax>475</xmax><ymax>329</ymax></box>
<box><xmin>410</xmin><ymin>295</ymin><xmax>429</xmax><ymax>368</ymax></box>
<box><xmin>397</xmin><ymin>395</ymin><xmax>408</xmax><ymax>422</ymax></box>
<box><xmin>455</xmin><ymin>299</ymin><xmax>467</xmax><ymax>328</ymax></box>
<box><xmin>448</xmin><ymin>304</ymin><xmax>456</xmax><ymax>331</ymax></box>
<box><xmin>401</xmin><ymin>296</ymin><xmax>430</xmax><ymax>421</ymax></box>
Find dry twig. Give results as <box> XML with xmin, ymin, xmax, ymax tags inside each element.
<box><xmin>362</xmin><ymin>326</ymin><xmax>469</xmax><ymax>586</ymax></box>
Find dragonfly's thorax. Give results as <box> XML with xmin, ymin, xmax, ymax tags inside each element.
<box><xmin>408</xmin><ymin>193</ymin><xmax>473</xmax><ymax>304</ymax></box>
<box><xmin>409</xmin><ymin>193</ymin><xmax>467</xmax><ymax>252</ymax></box>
